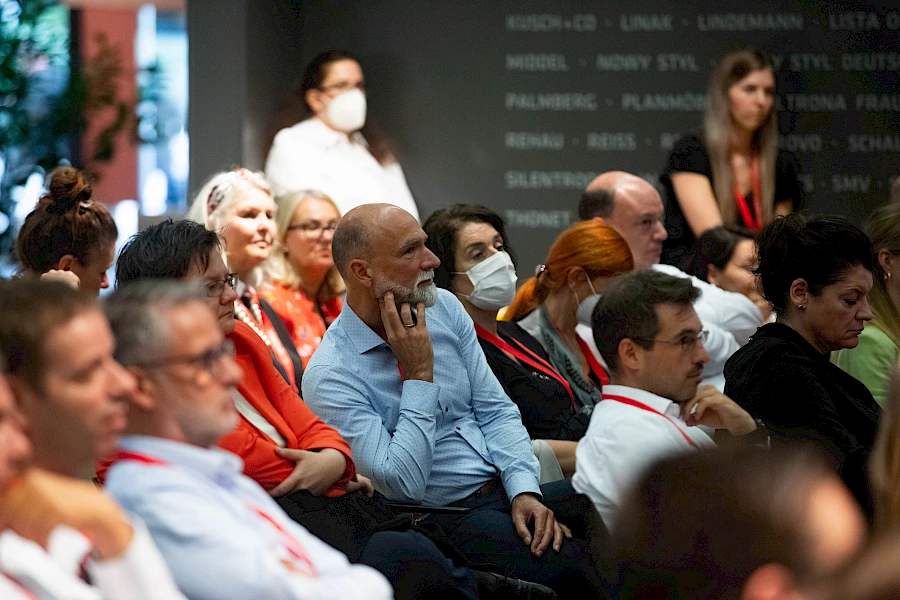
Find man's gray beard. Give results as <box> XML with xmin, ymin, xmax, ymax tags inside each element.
<box><xmin>373</xmin><ymin>271</ymin><xmax>438</xmax><ymax>308</ymax></box>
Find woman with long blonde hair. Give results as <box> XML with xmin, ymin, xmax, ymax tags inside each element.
<box><xmin>505</xmin><ymin>219</ymin><xmax>634</xmax><ymax>409</ymax></box>
<box><xmin>660</xmin><ymin>48</ymin><xmax>804</xmax><ymax>269</ymax></box>
<box><xmin>834</xmin><ymin>203</ymin><xmax>900</xmax><ymax>406</ymax></box>
<box><xmin>261</xmin><ymin>190</ymin><xmax>345</xmax><ymax>367</ymax></box>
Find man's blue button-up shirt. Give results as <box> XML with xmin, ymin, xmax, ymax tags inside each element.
<box><xmin>303</xmin><ymin>288</ymin><xmax>540</xmax><ymax>505</ymax></box>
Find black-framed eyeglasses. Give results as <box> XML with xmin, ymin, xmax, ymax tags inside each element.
<box><xmin>206</xmin><ymin>273</ymin><xmax>238</xmax><ymax>298</ymax></box>
<box><xmin>135</xmin><ymin>340</ymin><xmax>235</xmax><ymax>386</ymax></box>
<box><xmin>632</xmin><ymin>329</ymin><xmax>709</xmax><ymax>352</ymax></box>
<box><xmin>318</xmin><ymin>81</ymin><xmax>365</xmax><ymax>95</ymax></box>
<box><xmin>287</xmin><ymin>221</ymin><xmax>339</xmax><ymax>240</ymax></box>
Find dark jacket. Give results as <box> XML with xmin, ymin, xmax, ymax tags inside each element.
<box><xmin>724</xmin><ymin>323</ymin><xmax>881</xmax><ymax>512</ymax></box>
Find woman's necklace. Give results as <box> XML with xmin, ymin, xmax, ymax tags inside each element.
<box><xmin>234</xmin><ymin>297</ymin><xmax>272</xmax><ymax>347</ymax></box>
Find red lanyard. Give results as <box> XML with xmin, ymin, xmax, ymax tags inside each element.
<box><xmin>113</xmin><ymin>450</ymin><xmax>319</xmax><ymax>577</ymax></box>
<box><xmin>734</xmin><ymin>157</ymin><xmax>763</xmax><ymax>231</ymax></box>
<box><xmin>475</xmin><ymin>323</ymin><xmax>578</xmax><ymax>410</ymax></box>
<box><xmin>575</xmin><ymin>336</ymin><xmax>610</xmax><ymax>386</ymax></box>
<box><xmin>602</xmin><ymin>394</ymin><xmax>698</xmax><ymax>449</ymax></box>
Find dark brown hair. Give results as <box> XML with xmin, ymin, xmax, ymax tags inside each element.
<box><xmin>0</xmin><ymin>278</ymin><xmax>94</xmax><ymax>388</ymax></box>
<box><xmin>16</xmin><ymin>167</ymin><xmax>117</xmax><ymax>274</ymax></box>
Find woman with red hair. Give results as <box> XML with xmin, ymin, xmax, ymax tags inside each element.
<box><xmin>506</xmin><ymin>219</ymin><xmax>634</xmax><ymax>410</ymax></box>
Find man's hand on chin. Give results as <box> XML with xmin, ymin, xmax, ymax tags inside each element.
<box><xmin>510</xmin><ymin>492</ymin><xmax>571</xmax><ymax>557</ymax></box>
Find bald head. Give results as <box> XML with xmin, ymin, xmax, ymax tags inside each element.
<box><xmin>332</xmin><ymin>204</ymin><xmax>404</xmax><ymax>278</ymax></box>
<box><xmin>581</xmin><ymin>171</ymin><xmax>668</xmax><ymax>270</ymax></box>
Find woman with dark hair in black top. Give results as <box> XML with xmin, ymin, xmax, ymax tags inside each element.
<box><xmin>724</xmin><ymin>214</ymin><xmax>880</xmax><ymax>513</ymax></box>
<box><xmin>423</xmin><ymin>204</ymin><xmax>588</xmax><ymax>477</ymax></box>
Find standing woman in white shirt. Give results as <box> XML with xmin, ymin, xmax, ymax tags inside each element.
<box><xmin>265</xmin><ymin>50</ymin><xmax>420</xmax><ymax>220</ymax></box>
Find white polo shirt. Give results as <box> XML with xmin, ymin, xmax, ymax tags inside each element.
<box><xmin>572</xmin><ymin>385</ymin><xmax>717</xmax><ymax>529</ymax></box>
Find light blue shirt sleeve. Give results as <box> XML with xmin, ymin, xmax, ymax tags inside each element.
<box><xmin>303</xmin><ymin>363</ymin><xmax>441</xmax><ymax>503</ymax></box>
<box><xmin>449</xmin><ymin>298</ymin><xmax>541</xmax><ymax>500</ymax></box>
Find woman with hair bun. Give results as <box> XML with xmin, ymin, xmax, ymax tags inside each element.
<box><xmin>16</xmin><ymin>166</ymin><xmax>118</xmax><ymax>297</ymax></box>
<box><xmin>660</xmin><ymin>48</ymin><xmax>804</xmax><ymax>269</ymax></box>
<box><xmin>724</xmin><ymin>214</ymin><xmax>880</xmax><ymax>512</ymax></box>
<box><xmin>505</xmin><ymin>219</ymin><xmax>634</xmax><ymax>410</ymax></box>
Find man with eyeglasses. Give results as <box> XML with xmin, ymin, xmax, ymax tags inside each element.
<box><xmin>578</xmin><ymin>171</ymin><xmax>765</xmax><ymax>390</ymax></box>
<box><xmin>0</xmin><ymin>279</ymin><xmax>186</xmax><ymax>599</ymax></box>
<box><xmin>572</xmin><ymin>269</ymin><xmax>767</xmax><ymax>528</ymax></box>
<box><xmin>102</xmin><ymin>281</ymin><xmax>396</xmax><ymax>600</ymax></box>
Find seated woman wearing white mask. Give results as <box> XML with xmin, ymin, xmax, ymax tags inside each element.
<box><xmin>424</xmin><ymin>207</ymin><xmax>632</xmax><ymax>477</ymax></box>
<box><xmin>265</xmin><ymin>51</ymin><xmax>420</xmax><ymax>221</ymax></box>
<box><xmin>505</xmin><ymin>219</ymin><xmax>635</xmax><ymax>416</ymax></box>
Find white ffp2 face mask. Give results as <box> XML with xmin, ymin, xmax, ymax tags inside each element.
<box><xmin>453</xmin><ymin>251</ymin><xmax>517</xmax><ymax>311</ymax></box>
<box><xmin>575</xmin><ymin>277</ymin><xmax>601</xmax><ymax>328</ymax></box>
<box><xmin>325</xmin><ymin>88</ymin><xmax>367</xmax><ymax>133</ymax></box>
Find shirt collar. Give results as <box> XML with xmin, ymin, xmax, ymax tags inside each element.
<box><xmin>602</xmin><ymin>384</ymin><xmax>682</xmax><ymax>420</ymax></box>
<box><xmin>337</xmin><ymin>301</ymin><xmax>389</xmax><ymax>354</ymax></box>
<box><xmin>118</xmin><ymin>435</ymin><xmax>244</xmax><ymax>479</ymax></box>
<box><xmin>303</xmin><ymin>117</ymin><xmax>367</xmax><ymax>150</ymax></box>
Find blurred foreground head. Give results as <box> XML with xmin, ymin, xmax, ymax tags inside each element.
<box><xmin>614</xmin><ymin>445</ymin><xmax>865</xmax><ymax>600</ymax></box>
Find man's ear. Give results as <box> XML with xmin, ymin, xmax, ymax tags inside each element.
<box><xmin>56</xmin><ymin>254</ymin><xmax>77</xmax><ymax>271</ymax></box>
<box><xmin>741</xmin><ymin>563</ymin><xmax>798</xmax><ymax>600</ymax></box>
<box><xmin>788</xmin><ymin>278</ymin><xmax>810</xmax><ymax>309</ymax></box>
<box><xmin>5</xmin><ymin>375</ymin><xmax>38</xmax><ymax>416</ymax></box>
<box><xmin>349</xmin><ymin>258</ymin><xmax>373</xmax><ymax>289</ymax></box>
<box><xmin>617</xmin><ymin>338</ymin><xmax>642</xmax><ymax>372</ymax></box>
<box><xmin>127</xmin><ymin>367</ymin><xmax>158</xmax><ymax>411</ymax></box>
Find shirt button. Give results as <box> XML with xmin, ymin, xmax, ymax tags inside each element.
<box><xmin>456</xmin><ymin>426</ymin><xmax>460</xmax><ymax>431</ymax></box>
<box><xmin>445</xmin><ymin>407</ymin><xmax>449</xmax><ymax>412</ymax></box>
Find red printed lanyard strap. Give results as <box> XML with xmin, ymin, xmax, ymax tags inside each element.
<box><xmin>475</xmin><ymin>323</ymin><xmax>578</xmax><ymax>410</ymax></box>
<box><xmin>602</xmin><ymin>394</ymin><xmax>698</xmax><ymax>449</ymax></box>
<box><xmin>575</xmin><ymin>336</ymin><xmax>610</xmax><ymax>386</ymax></box>
<box><xmin>113</xmin><ymin>450</ymin><xmax>319</xmax><ymax>577</ymax></box>
<box><xmin>734</xmin><ymin>156</ymin><xmax>763</xmax><ymax>231</ymax></box>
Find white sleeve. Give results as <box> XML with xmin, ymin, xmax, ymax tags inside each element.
<box><xmin>87</xmin><ymin>516</ymin><xmax>187</xmax><ymax>600</ymax></box>
<box><xmin>383</xmin><ymin>162</ymin><xmax>420</xmax><ymax>222</ymax></box>
<box><xmin>690</xmin><ymin>276</ymin><xmax>763</xmax><ymax>346</ymax></box>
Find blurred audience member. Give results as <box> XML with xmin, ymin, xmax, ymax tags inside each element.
<box><xmin>102</xmin><ymin>282</ymin><xmax>402</xmax><ymax>600</ymax></box>
<box><xmin>424</xmin><ymin>204</ymin><xmax>588</xmax><ymax>478</ymax></box>
<box><xmin>834</xmin><ymin>203</ymin><xmax>900</xmax><ymax>407</ymax></box>
<box><xmin>0</xmin><ymin>279</ymin><xmax>184</xmax><ymax>599</ymax></box>
<box><xmin>614</xmin><ymin>446</ymin><xmax>865</xmax><ymax>600</ymax></box>
<box><xmin>187</xmin><ymin>169</ymin><xmax>303</xmax><ymax>391</ymax></box>
<box><xmin>266</xmin><ymin>51</ymin><xmax>419</xmax><ymax>220</ymax></box>
<box><xmin>689</xmin><ymin>226</ymin><xmax>771</xmax><ymax>319</ymax></box>
<box><xmin>725</xmin><ymin>214</ymin><xmax>880</xmax><ymax>512</ymax></box>
<box><xmin>573</xmin><ymin>270</ymin><xmax>762</xmax><ymax>527</ymax></box>
<box><xmin>16</xmin><ymin>166</ymin><xmax>117</xmax><ymax>296</ymax></box>
<box><xmin>869</xmin><ymin>370</ymin><xmax>900</xmax><ymax>532</ymax></box>
<box><xmin>505</xmin><ymin>220</ymin><xmax>634</xmax><ymax>409</ymax></box>
<box><xmin>114</xmin><ymin>220</ymin><xmax>357</xmax><ymax>502</ymax></box>
<box><xmin>580</xmin><ymin>171</ymin><xmax>764</xmax><ymax>389</ymax></box>
<box><xmin>304</xmin><ymin>204</ymin><xmax>603</xmax><ymax>597</ymax></box>
<box><xmin>262</xmin><ymin>190</ymin><xmax>345</xmax><ymax>367</ymax></box>
<box><xmin>660</xmin><ymin>49</ymin><xmax>804</xmax><ymax>269</ymax></box>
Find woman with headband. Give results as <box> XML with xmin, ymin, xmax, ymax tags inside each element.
<box><xmin>187</xmin><ymin>169</ymin><xmax>303</xmax><ymax>391</ymax></box>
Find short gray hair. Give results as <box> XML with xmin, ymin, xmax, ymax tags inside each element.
<box><xmin>331</xmin><ymin>216</ymin><xmax>371</xmax><ymax>278</ymax></box>
<box><xmin>104</xmin><ymin>280</ymin><xmax>209</xmax><ymax>367</ymax></box>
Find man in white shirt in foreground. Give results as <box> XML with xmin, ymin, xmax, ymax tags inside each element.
<box><xmin>578</xmin><ymin>171</ymin><xmax>764</xmax><ymax>388</ymax></box>
<box><xmin>572</xmin><ymin>270</ymin><xmax>766</xmax><ymax>529</ymax></box>
<box><xmin>0</xmin><ymin>278</ymin><xmax>185</xmax><ymax>600</ymax></box>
